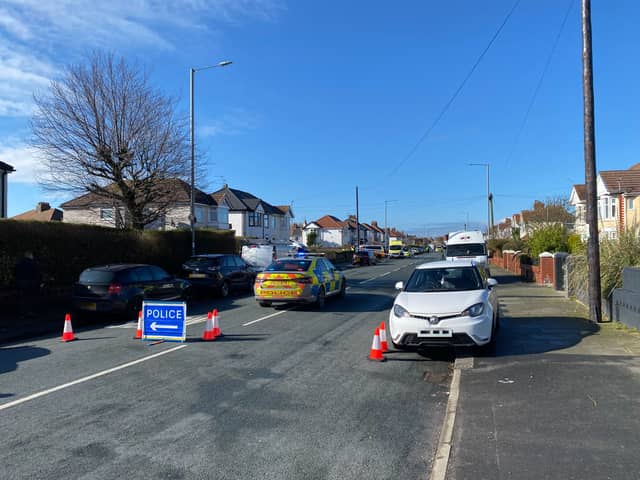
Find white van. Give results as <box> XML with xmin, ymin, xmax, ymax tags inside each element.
<box><xmin>445</xmin><ymin>231</ymin><xmax>489</xmax><ymax>272</ymax></box>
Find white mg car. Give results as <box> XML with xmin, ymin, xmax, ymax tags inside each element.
<box><xmin>388</xmin><ymin>260</ymin><xmax>499</xmax><ymax>352</ymax></box>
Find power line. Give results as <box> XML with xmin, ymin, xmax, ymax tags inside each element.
<box><xmin>504</xmin><ymin>0</ymin><xmax>575</xmax><ymax>170</ymax></box>
<box><xmin>386</xmin><ymin>0</ymin><xmax>523</xmax><ymax>178</ymax></box>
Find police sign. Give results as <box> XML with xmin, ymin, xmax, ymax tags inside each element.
<box><xmin>142</xmin><ymin>301</ymin><xmax>187</xmax><ymax>342</ymax></box>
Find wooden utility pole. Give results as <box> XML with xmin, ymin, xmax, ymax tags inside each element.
<box><xmin>581</xmin><ymin>0</ymin><xmax>602</xmax><ymax>323</ymax></box>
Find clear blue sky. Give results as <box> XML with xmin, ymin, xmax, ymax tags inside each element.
<box><xmin>2</xmin><ymin>0</ymin><xmax>639</xmax><ymax>237</ymax></box>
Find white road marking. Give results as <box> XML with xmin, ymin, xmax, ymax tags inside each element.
<box><xmin>108</xmin><ymin>314</ymin><xmax>208</xmax><ymax>329</ymax></box>
<box><xmin>0</xmin><ymin>345</ymin><xmax>188</xmax><ymax>411</ymax></box>
<box><xmin>361</xmin><ymin>271</ymin><xmax>392</xmax><ymax>284</ymax></box>
<box><xmin>429</xmin><ymin>356</ymin><xmax>470</xmax><ymax>480</ymax></box>
<box><xmin>242</xmin><ymin>309</ymin><xmax>290</xmax><ymax>326</ymax></box>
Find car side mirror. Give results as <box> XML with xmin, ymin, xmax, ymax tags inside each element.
<box><xmin>487</xmin><ymin>278</ymin><xmax>498</xmax><ymax>288</ymax></box>
<box><xmin>395</xmin><ymin>281</ymin><xmax>404</xmax><ymax>290</ymax></box>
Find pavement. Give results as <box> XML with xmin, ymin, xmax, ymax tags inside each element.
<box><xmin>445</xmin><ymin>267</ymin><xmax>640</xmax><ymax>480</ymax></box>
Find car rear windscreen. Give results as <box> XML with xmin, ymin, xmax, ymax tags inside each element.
<box><xmin>79</xmin><ymin>270</ymin><xmax>116</xmax><ymax>284</ymax></box>
<box><xmin>266</xmin><ymin>260</ymin><xmax>312</xmax><ymax>272</ymax></box>
<box><xmin>185</xmin><ymin>257</ymin><xmax>222</xmax><ymax>268</ymax></box>
<box><xmin>446</xmin><ymin>243</ymin><xmax>486</xmax><ymax>256</ymax></box>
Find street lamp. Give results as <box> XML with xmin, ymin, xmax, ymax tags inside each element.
<box><xmin>468</xmin><ymin>163</ymin><xmax>491</xmax><ymax>237</ymax></box>
<box><xmin>384</xmin><ymin>200</ymin><xmax>398</xmax><ymax>248</ymax></box>
<box><xmin>190</xmin><ymin>60</ymin><xmax>232</xmax><ymax>256</ymax></box>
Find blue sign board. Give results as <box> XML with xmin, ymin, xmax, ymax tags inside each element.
<box><xmin>142</xmin><ymin>301</ymin><xmax>187</xmax><ymax>342</ymax></box>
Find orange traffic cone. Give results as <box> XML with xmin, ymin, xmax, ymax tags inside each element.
<box><xmin>134</xmin><ymin>310</ymin><xmax>143</xmax><ymax>339</ymax></box>
<box><xmin>368</xmin><ymin>328</ymin><xmax>386</xmax><ymax>362</ymax></box>
<box><xmin>61</xmin><ymin>313</ymin><xmax>76</xmax><ymax>342</ymax></box>
<box><xmin>379</xmin><ymin>322</ymin><xmax>388</xmax><ymax>353</ymax></box>
<box><xmin>202</xmin><ymin>311</ymin><xmax>215</xmax><ymax>341</ymax></box>
<box><xmin>211</xmin><ymin>309</ymin><xmax>223</xmax><ymax>338</ymax></box>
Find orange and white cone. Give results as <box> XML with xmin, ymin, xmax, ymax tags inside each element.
<box><xmin>61</xmin><ymin>313</ymin><xmax>76</xmax><ymax>342</ymax></box>
<box><xmin>211</xmin><ymin>309</ymin><xmax>223</xmax><ymax>338</ymax></box>
<box><xmin>202</xmin><ymin>311</ymin><xmax>215</xmax><ymax>341</ymax></box>
<box><xmin>368</xmin><ymin>328</ymin><xmax>386</xmax><ymax>362</ymax></box>
<box><xmin>379</xmin><ymin>322</ymin><xmax>388</xmax><ymax>353</ymax></box>
<box><xmin>134</xmin><ymin>310</ymin><xmax>143</xmax><ymax>339</ymax></box>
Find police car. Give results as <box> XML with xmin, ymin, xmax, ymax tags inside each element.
<box><xmin>254</xmin><ymin>255</ymin><xmax>346</xmax><ymax>308</ymax></box>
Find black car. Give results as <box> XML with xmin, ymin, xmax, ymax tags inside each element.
<box><xmin>72</xmin><ymin>264</ymin><xmax>191</xmax><ymax>319</ymax></box>
<box><xmin>352</xmin><ymin>250</ymin><xmax>372</xmax><ymax>266</ymax></box>
<box><xmin>181</xmin><ymin>254</ymin><xmax>256</xmax><ymax>297</ymax></box>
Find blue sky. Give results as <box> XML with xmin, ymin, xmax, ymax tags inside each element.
<box><xmin>2</xmin><ymin>0</ymin><xmax>639</xmax><ymax>237</ymax></box>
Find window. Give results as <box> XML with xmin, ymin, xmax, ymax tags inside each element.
<box><xmin>195</xmin><ymin>207</ymin><xmax>204</xmax><ymax>224</ymax></box>
<box><xmin>209</xmin><ymin>208</ymin><xmax>217</xmax><ymax>222</ymax></box>
<box><xmin>264</xmin><ymin>214</ymin><xmax>269</xmax><ymax>229</ymax></box>
<box><xmin>612</xmin><ymin>198</ymin><xmax>617</xmax><ymax>219</ymax></box>
<box><xmin>100</xmin><ymin>208</ymin><xmax>114</xmax><ymax>220</ymax></box>
<box><xmin>627</xmin><ymin>198</ymin><xmax>635</xmax><ymax>211</ymax></box>
<box><xmin>249</xmin><ymin>212</ymin><xmax>262</xmax><ymax>227</ymax></box>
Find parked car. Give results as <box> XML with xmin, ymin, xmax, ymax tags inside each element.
<box><xmin>388</xmin><ymin>260</ymin><xmax>498</xmax><ymax>352</ymax></box>
<box><xmin>181</xmin><ymin>254</ymin><xmax>256</xmax><ymax>297</ymax></box>
<box><xmin>352</xmin><ymin>250</ymin><xmax>374</xmax><ymax>266</ymax></box>
<box><xmin>360</xmin><ymin>244</ymin><xmax>385</xmax><ymax>259</ymax></box>
<box><xmin>254</xmin><ymin>256</ymin><xmax>346</xmax><ymax>308</ymax></box>
<box><xmin>72</xmin><ymin>264</ymin><xmax>192</xmax><ymax>319</ymax></box>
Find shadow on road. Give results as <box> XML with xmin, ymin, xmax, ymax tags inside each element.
<box><xmin>0</xmin><ymin>344</ymin><xmax>50</xmax><ymax>398</ymax></box>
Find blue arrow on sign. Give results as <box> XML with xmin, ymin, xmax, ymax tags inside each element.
<box><xmin>142</xmin><ymin>301</ymin><xmax>187</xmax><ymax>341</ymax></box>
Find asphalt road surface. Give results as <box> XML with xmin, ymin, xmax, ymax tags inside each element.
<box><xmin>1</xmin><ymin>255</ymin><xmax>452</xmax><ymax>480</ymax></box>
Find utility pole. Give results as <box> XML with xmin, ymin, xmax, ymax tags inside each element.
<box><xmin>355</xmin><ymin>186</ymin><xmax>360</xmax><ymax>249</ymax></box>
<box><xmin>582</xmin><ymin>0</ymin><xmax>602</xmax><ymax>323</ymax></box>
<box><xmin>384</xmin><ymin>200</ymin><xmax>397</xmax><ymax>249</ymax></box>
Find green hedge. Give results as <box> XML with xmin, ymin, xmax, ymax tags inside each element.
<box><xmin>0</xmin><ymin>220</ymin><xmax>236</xmax><ymax>288</ymax></box>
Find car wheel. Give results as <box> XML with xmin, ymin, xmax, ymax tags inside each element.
<box><xmin>316</xmin><ymin>286</ymin><xmax>326</xmax><ymax>308</ymax></box>
<box><xmin>219</xmin><ymin>280</ymin><xmax>230</xmax><ymax>298</ymax></box>
<box><xmin>259</xmin><ymin>301</ymin><xmax>272</xmax><ymax>307</ymax></box>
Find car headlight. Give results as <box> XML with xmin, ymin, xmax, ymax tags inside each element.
<box><xmin>393</xmin><ymin>304</ymin><xmax>410</xmax><ymax>318</ymax></box>
<box><xmin>462</xmin><ymin>302</ymin><xmax>485</xmax><ymax>317</ymax></box>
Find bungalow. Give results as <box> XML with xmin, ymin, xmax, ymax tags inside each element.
<box><xmin>0</xmin><ymin>161</ymin><xmax>15</xmax><ymax>218</ymax></box>
<box><xmin>211</xmin><ymin>185</ymin><xmax>293</xmax><ymax>243</ymax></box>
<box><xmin>61</xmin><ymin>178</ymin><xmax>229</xmax><ymax>230</ymax></box>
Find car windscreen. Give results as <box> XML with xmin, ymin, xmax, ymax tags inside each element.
<box><xmin>265</xmin><ymin>260</ymin><xmax>312</xmax><ymax>272</ymax></box>
<box><xmin>184</xmin><ymin>257</ymin><xmax>222</xmax><ymax>268</ymax></box>
<box><xmin>446</xmin><ymin>243</ymin><xmax>486</xmax><ymax>257</ymax></box>
<box><xmin>405</xmin><ymin>267</ymin><xmax>483</xmax><ymax>292</ymax></box>
<box><xmin>79</xmin><ymin>270</ymin><xmax>116</xmax><ymax>284</ymax></box>
<box><xmin>389</xmin><ymin>245</ymin><xmax>402</xmax><ymax>250</ymax></box>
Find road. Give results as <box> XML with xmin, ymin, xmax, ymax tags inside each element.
<box><xmin>1</xmin><ymin>255</ymin><xmax>452</xmax><ymax>479</ymax></box>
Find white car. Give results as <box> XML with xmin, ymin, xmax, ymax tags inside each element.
<box><xmin>388</xmin><ymin>260</ymin><xmax>499</xmax><ymax>351</ymax></box>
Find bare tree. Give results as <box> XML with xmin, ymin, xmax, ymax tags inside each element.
<box><xmin>32</xmin><ymin>52</ymin><xmax>189</xmax><ymax>230</ymax></box>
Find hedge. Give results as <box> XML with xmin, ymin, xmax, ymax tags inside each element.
<box><xmin>0</xmin><ymin>220</ymin><xmax>236</xmax><ymax>289</ymax></box>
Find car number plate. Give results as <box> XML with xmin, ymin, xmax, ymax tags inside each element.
<box><xmin>83</xmin><ymin>302</ymin><xmax>97</xmax><ymax>311</ymax></box>
<box><xmin>189</xmin><ymin>273</ymin><xmax>206</xmax><ymax>278</ymax></box>
<box><xmin>417</xmin><ymin>329</ymin><xmax>452</xmax><ymax>338</ymax></box>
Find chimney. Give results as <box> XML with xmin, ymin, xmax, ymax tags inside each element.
<box><xmin>36</xmin><ymin>202</ymin><xmax>51</xmax><ymax>212</ymax></box>
<box><xmin>371</xmin><ymin>220</ymin><xmax>378</xmax><ymax>227</ymax></box>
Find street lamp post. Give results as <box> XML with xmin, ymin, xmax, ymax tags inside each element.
<box><xmin>189</xmin><ymin>60</ymin><xmax>232</xmax><ymax>256</ymax></box>
<box><xmin>384</xmin><ymin>200</ymin><xmax>398</xmax><ymax>248</ymax></box>
<box><xmin>469</xmin><ymin>163</ymin><xmax>491</xmax><ymax>237</ymax></box>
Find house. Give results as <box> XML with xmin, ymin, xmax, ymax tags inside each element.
<box><xmin>569</xmin><ymin>184</ymin><xmax>587</xmax><ymax>239</ymax></box>
<box><xmin>570</xmin><ymin>163</ymin><xmax>640</xmax><ymax>240</ymax></box>
<box><xmin>211</xmin><ymin>185</ymin><xmax>293</xmax><ymax>243</ymax></box>
<box><xmin>0</xmin><ymin>161</ymin><xmax>15</xmax><ymax>218</ymax></box>
<box><xmin>494</xmin><ymin>217</ymin><xmax>513</xmax><ymax>239</ymax></box>
<box><xmin>61</xmin><ymin>178</ymin><xmax>229</xmax><ymax>230</ymax></box>
<box><xmin>302</xmin><ymin>215</ymin><xmax>348</xmax><ymax>247</ymax></box>
<box><xmin>12</xmin><ymin>202</ymin><xmax>63</xmax><ymax>222</ymax></box>
<box><xmin>368</xmin><ymin>221</ymin><xmax>385</xmax><ymax>244</ymax></box>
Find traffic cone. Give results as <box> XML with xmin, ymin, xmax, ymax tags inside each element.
<box><xmin>379</xmin><ymin>322</ymin><xmax>388</xmax><ymax>353</ymax></box>
<box><xmin>134</xmin><ymin>310</ymin><xmax>143</xmax><ymax>339</ymax></box>
<box><xmin>211</xmin><ymin>309</ymin><xmax>223</xmax><ymax>338</ymax></box>
<box><xmin>368</xmin><ymin>328</ymin><xmax>386</xmax><ymax>362</ymax></box>
<box><xmin>61</xmin><ymin>313</ymin><xmax>76</xmax><ymax>342</ymax></box>
<box><xmin>202</xmin><ymin>311</ymin><xmax>215</xmax><ymax>341</ymax></box>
